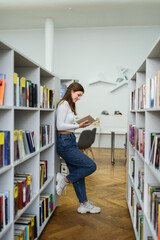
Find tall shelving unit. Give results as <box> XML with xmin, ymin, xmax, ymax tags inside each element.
<box><xmin>0</xmin><ymin>41</ymin><xmax>60</xmax><ymax>240</ymax></box>
<box><xmin>127</xmin><ymin>39</ymin><xmax>160</xmax><ymax>240</ymax></box>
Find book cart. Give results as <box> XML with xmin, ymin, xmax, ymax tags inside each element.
<box><xmin>0</xmin><ymin>40</ymin><xmax>60</xmax><ymax>240</ymax></box>
<box><xmin>128</xmin><ymin>38</ymin><xmax>160</xmax><ymax>240</ymax></box>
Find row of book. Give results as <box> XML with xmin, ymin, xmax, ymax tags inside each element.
<box><xmin>148</xmin><ymin>185</ymin><xmax>160</xmax><ymax>238</ymax></box>
<box><xmin>39</xmin><ymin>193</ymin><xmax>54</xmax><ymax>226</ymax></box>
<box><xmin>130</xmin><ymin>188</ymin><xmax>154</xmax><ymax>240</ymax></box>
<box><xmin>149</xmin><ymin>71</ymin><xmax>160</xmax><ymax>108</ymax></box>
<box><xmin>0</xmin><ymin>191</ymin><xmax>10</xmax><ymax>232</ymax></box>
<box><xmin>138</xmin><ymin>84</ymin><xmax>146</xmax><ymax>110</ymax></box>
<box><xmin>129</xmin><ymin>125</ymin><xmax>145</xmax><ymax>157</ymax></box>
<box><xmin>14</xmin><ymin>73</ymin><xmax>38</xmax><ymax>108</ymax></box>
<box><xmin>0</xmin><ymin>131</ymin><xmax>10</xmax><ymax>168</ymax></box>
<box><xmin>138</xmin><ymin>168</ymin><xmax>144</xmax><ymax>201</ymax></box>
<box><xmin>40</xmin><ymin>85</ymin><xmax>55</xmax><ymax>109</ymax></box>
<box><xmin>40</xmin><ymin>160</ymin><xmax>48</xmax><ymax>189</ymax></box>
<box><xmin>149</xmin><ymin>132</ymin><xmax>160</xmax><ymax>170</ymax></box>
<box><xmin>14</xmin><ymin>172</ymin><xmax>32</xmax><ymax>216</ymax></box>
<box><xmin>14</xmin><ymin>130</ymin><xmax>36</xmax><ymax>161</ymax></box>
<box><xmin>0</xmin><ymin>73</ymin><xmax>5</xmax><ymax>106</ymax></box>
<box><xmin>40</xmin><ymin>124</ymin><xmax>52</xmax><ymax>148</ymax></box>
<box><xmin>14</xmin><ymin>213</ymin><xmax>37</xmax><ymax>240</ymax></box>
<box><xmin>136</xmin><ymin>203</ymin><xmax>143</xmax><ymax>240</ymax></box>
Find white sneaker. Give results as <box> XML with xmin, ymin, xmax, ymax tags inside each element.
<box><xmin>77</xmin><ymin>201</ymin><xmax>101</xmax><ymax>214</ymax></box>
<box><xmin>56</xmin><ymin>173</ymin><xmax>69</xmax><ymax>196</ymax></box>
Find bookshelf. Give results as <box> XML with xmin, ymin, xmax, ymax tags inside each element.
<box><xmin>127</xmin><ymin>39</ymin><xmax>160</xmax><ymax>240</ymax></box>
<box><xmin>0</xmin><ymin>40</ymin><xmax>60</xmax><ymax>240</ymax></box>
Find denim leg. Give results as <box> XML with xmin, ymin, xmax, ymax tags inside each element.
<box><xmin>67</xmin><ymin>162</ymin><xmax>88</xmax><ymax>203</ymax></box>
<box><xmin>56</xmin><ymin>133</ymin><xmax>96</xmax><ymax>203</ymax></box>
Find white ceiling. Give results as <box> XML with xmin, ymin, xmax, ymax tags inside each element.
<box><xmin>0</xmin><ymin>0</ymin><xmax>160</xmax><ymax>30</ymax></box>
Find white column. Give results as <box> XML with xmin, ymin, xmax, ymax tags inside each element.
<box><xmin>45</xmin><ymin>18</ymin><xmax>54</xmax><ymax>73</ymax></box>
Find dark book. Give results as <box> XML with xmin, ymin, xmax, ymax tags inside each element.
<box><xmin>23</xmin><ymin>131</ymin><xmax>30</xmax><ymax>155</ymax></box>
<box><xmin>32</xmin><ymin>83</ymin><xmax>37</xmax><ymax>108</ymax></box>
<box><xmin>28</xmin><ymin>81</ymin><xmax>32</xmax><ymax>107</ymax></box>
<box><xmin>25</xmin><ymin>131</ymin><xmax>34</xmax><ymax>153</ymax></box>
<box><xmin>0</xmin><ymin>132</ymin><xmax>4</xmax><ymax>168</ymax></box>
<box><xmin>30</xmin><ymin>131</ymin><xmax>36</xmax><ymax>152</ymax></box>
<box><xmin>14</xmin><ymin>130</ymin><xmax>19</xmax><ymax>161</ymax></box>
<box><xmin>32</xmin><ymin>83</ymin><xmax>35</xmax><ymax>108</ymax></box>
<box><xmin>4</xmin><ymin>131</ymin><xmax>10</xmax><ymax>166</ymax></box>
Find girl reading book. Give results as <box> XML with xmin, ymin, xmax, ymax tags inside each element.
<box><xmin>56</xmin><ymin>82</ymin><xmax>101</xmax><ymax>214</ymax></box>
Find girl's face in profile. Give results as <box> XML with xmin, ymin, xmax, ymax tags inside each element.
<box><xmin>71</xmin><ymin>90</ymin><xmax>83</xmax><ymax>103</ymax></box>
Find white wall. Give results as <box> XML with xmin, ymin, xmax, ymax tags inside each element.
<box><xmin>0</xmin><ymin>26</ymin><xmax>160</xmax><ymax>119</ymax></box>
<box><xmin>0</xmin><ymin>29</ymin><xmax>45</xmax><ymax>67</ymax></box>
<box><xmin>54</xmin><ymin>26</ymin><xmax>160</xmax><ymax>118</ymax></box>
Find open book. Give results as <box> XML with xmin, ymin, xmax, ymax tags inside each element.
<box><xmin>76</xmin><ymin>115</ymin><xmax>96</xmax><ymax>124</ymax></box>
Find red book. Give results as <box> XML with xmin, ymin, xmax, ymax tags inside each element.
<box><xmin>17</xmin><ymin>180</ymin><xmax>23</xmax><ymax>210</ymax></box>
<box><xmin>0</xmin><ymin>79</ymin><xmax>5</xmax><ymax>105</ymax></box>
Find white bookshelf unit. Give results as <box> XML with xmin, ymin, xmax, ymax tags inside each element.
<box><xmin>127</xmin><ymin>39</ymin><xmax>160</xmax><ymax>240</ymax></box>
<box><xmin>0</xmin><ymin>41</ymin><xmax>60</xmax><ymax>240</ymax></box>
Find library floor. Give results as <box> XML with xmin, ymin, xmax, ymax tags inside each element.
<box><xmin>39</xmin><ymin>148</ymin><xmax>135</xmax><ymax>240</ymax></box>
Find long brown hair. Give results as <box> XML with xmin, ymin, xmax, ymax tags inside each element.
<box><xmin>57</xmin><ymin>82</ymin><xmax>84</xmax><ymax>115</ymax></box>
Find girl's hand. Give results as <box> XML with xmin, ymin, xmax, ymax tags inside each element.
<box><xmin>79</xmin><ymin>120</ymin><xmax>91</xmax><ymax>128</ymax></box>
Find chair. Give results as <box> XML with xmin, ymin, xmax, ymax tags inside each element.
<box><xmin>77</xmin><ymin>129</ymin><xmax>96</xmax><ymax>159</ymax></box>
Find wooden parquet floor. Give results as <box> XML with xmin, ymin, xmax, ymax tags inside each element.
<box><xmin>39</xmin><ymin>148</ymin><xmax>135</xmax><ymax>240</ymax></box>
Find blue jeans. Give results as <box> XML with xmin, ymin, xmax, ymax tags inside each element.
<box><xmin>56</xmin><ymin>133</ymin><xmax>97</xmax><ymax>203</ymax></box>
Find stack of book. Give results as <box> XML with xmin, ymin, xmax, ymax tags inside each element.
<box><xmin>0</xmin><ymin>131</ymin><xmax>10</xmax><ymax>168</ymax></box>
<box><xmin>149</xmin><ymin>70</ymin><xmax>160</xmax><ymax>108</ymax></box>
<box><xmin>14</xmin><ymin>213</ymin><xmax>37</xmax><ymax>239</ymax></box>
<box><xmin>138</xmin><ymin>168</ymin><xmax>144</xmax><ymax>201</ymax></box>
<box><xmin>40</xmin><ymin>85</ymin><xmax>55</xmax><ymax>109</ymax></box>
<box><xmin>149</xmin><ymin>132</ymin><xmax>160</xmax><ymax>169</ymax></box>
<box><xmin>0</xmin><ymin>191</ymin><xmax>10</xmax><ymax>232</ymax></box>
<box><xmin>40</xmin><ymin>160</ymin><xmax>48</xmax><ymax>189</ymax></box>
<box><xmin>40</xmin><ymin>124</ymin><xmax>52</xmax><ymax>148</ymax></box>
<box><xmin>39</xmin><ymin>193</ymin><xmax>54</xmax><ymax>226</ymax></box>
<box><xmin>14</xmin><ymin>172</ymin><xmax>32</xmax><ymax>213</ymax></box>
<box><xmin>148</xmin><ymin>185</ymin><xmax>160</xmax><ymax>238</ymax></box>
<box><xmin>136</xmin><ymin>203</ymin><xmax>143</xmax><ymax>240</ymax></box>
<box><xmin>14</xmin><ymin>72</ymin><xmax>38</xmax><ymax>108</ymax></box>
<box><xmin>0</xmin><ymin>73</ymin><xmax>6</xmax><ymax>106</ymax></box>
<box><xmin>14</xmin><ymin>129</ymin><xmax>36</xmax><ymax>161</ymax></box>
<box><xmin>138</xmin><ymin>84</ymin><xmax>146</xmax><ymax>109</ymax></box>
